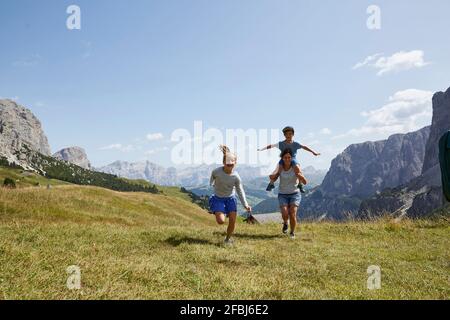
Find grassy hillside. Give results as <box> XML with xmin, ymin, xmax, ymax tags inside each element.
<box><xmin>0</xmin><ymin>183</ymin><xmax>448</xmax><ymax>299</ymax></box>
<box><xmin>0</xmin><ymin>166</ymin><xmax>71</xmax><ymax>188</ymax></box>
<box><xmin>7</xmin><ymin>148</ymin><xmax>161</xmax><ymax>194</ymax></box>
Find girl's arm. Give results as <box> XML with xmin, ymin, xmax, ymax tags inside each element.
<box><xmin>209</xmin><ymin>171</ymin><xmax>216</xmax><ymax>186</ymax></box>
<box><xmin>257</xmin><ymin>143</ymin><xmax>278</xmax><ymax>152</ymax></box>
<box><xmin>235</xmin><ymin>177</ymin><xmax>251</xmax><ymax>212</ymax></box>
<box><xmin>302</xmin><ymin>145</ymin><xmax>320</xmax><ymax>156</ymax></box>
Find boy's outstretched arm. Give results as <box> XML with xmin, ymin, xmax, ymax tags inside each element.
<box><xmin>257</xmin><ymin>143</ymin><xmax>278</xmax><ymax>151</ymax></box>
<box><xmin>302</xmin><ymin>145</ymin><xmax>321</xmax><ymax>156</ymax></box>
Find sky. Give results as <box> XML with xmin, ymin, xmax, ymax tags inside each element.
<box><xmin>1</xmin><ymin>0</ymin><xmax>450</xmax><ymax>170</ymax></box>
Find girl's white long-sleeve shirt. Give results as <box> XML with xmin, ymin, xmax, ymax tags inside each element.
<box><xmin>209</xmin><ymin>167</ymin><xmax>249</xmax><ymax>207</ymax></box>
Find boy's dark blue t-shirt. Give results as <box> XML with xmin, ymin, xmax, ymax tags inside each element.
<box><xmin>278</xmin><ymin>141</ymin><xmax>303</xmax><ymax>158</ymax></box>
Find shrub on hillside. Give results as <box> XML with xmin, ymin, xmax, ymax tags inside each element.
<box><xmin>0</xmin><ymin>156</ymin><xmax>23</xmax><ymax>169</ymax></box>
<box><xmin>180</xmin><ymin>187</ymin><xmax>209</xmax><ymax>210</ymax></box>
<box><xmin>3</xmin><ymin>177</ymin><xmax>16</xmax><ymax>189</ymax></box>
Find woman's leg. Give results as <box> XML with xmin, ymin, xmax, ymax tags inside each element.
<box><xmin>226</xmin><ymin>212</ymin><xmax>237</xmax><ymax>239</ymax></box>
<box><xmin>289</xmin><ymin>205</ymin><xmax>299</xmax><ymax>234</ymax></box>
<box><xmin>215</xmin><ymin>212</ymin><xmax>226</xmax><ymax>225</ymax></box>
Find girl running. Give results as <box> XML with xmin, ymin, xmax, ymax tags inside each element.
<box><xmin>209</xmin><ymin>145</ymin><xmax>252</xmax><ymax>245</ymax></box>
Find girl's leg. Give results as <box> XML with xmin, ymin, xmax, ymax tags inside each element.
<box><xmin>267</xmin><ymin>164</ymin><xmax>282</xmax><ymax>191</ymax></box>
<box><xmin>289</xmin><ymin>205</ymin><xmax>299</xmax><ymax>234</ymax></box>
<box><xmin>215</xmin><ymin>212</ymin><xmax>226</xmax><ymax>225</ymax></box>
<box><xmin>269</xmin><ymin>164</ymin><xmax>282</xmax><ymax>182</ymax></box>
<box><xmin>226</xmin><ymin>212</ymin><xmax>237</xmax><ymax>239</ymax></box>
<box><xmin>294</xmin><ymin>164</ymin><xmax>307</xmax><ymax>185</ymax></box>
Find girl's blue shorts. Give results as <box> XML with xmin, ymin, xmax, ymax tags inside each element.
<box><xmin>209</xmin><ymin>195</ymin><xmax>237</xmax><ymax>215</ymax></box>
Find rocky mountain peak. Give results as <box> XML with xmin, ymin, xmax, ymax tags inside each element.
<box><xmin>422</xmin><ymin>87</ymin><xmax>450</xmax><ymax>173</ymax></box>
<box><xmin>0</xmin><ymin>99</ymin><xmax>51</xmax><ymax>167</ymax></box>
<box><xmin>359</xmin><ymin>86</ymin><xmax>450</xmax><ymax>219</ymax></box>
<box><xmin>320</xmin><ymin>127</ymin><xmax>430</xmax><ymax>198</ymax></box>
<box><xmin>53</xmin><ymin>146</ymin><xmax>91</xmax><ymax>170</ymax></box>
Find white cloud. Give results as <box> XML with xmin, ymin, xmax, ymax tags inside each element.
<box><xmin>12</xmin><ymin>54</ymin><xmax>41</xmax><ymax>67</ymax></box>
<box><xmin>353</xmin><ymin>50</ymin><xmax>430</xmax><ymax>76</ymax></box>
<box><xmin>320</xmin><ymin>128</ymin><xmax>332</xmax><ymax>135</ymax></box>
<box><xmin>352</xmin><ymin>53</ymin><xmax>383</xmax><ymax>70</ymax></box>
<box><xmin>305</xmin><ymin>140</ymin><xmax>320</xmax><ymax>146</ymax></box>
<box><xmin>146</xmin><ymin>133</ymin><xmax>164</xmax><ymax>141</ymax></box>
<box><xmin>100</xmin><ymin>144</ymin><xmax>135</xmax><ymax>152</ymax></box>
<box><xmin>144</xmin><ymin>146</ymin><xmax>169</xmax><ymax>156</ymax></box>
<box><xmin>334</xmin><ymin>89</ymin><xmax>433</xmax><ymax>140</ymax></box>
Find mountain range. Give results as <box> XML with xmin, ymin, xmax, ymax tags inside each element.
<box><xmin>96</xmin><ymin>161</ymin><xmax>270</xmax><ymax>187</ymax></box>
<box><xmin>299</xmin><ymin>126</ymin><xmax>430</xmax><ymax>220</ymax></box>
<box><xmin>253</xmin><ymin>86</ymin><xmax>450</xmax><ymax>219</ymax></box>
<box><xmin>1</xmin><ymin>86</ymin><xmax>448</xmax><ymax>220</ymax></box>
<box><xmin>358</xmin><ymin>86</ymin><xmax>450</xmax><ymax>219</ymax></box>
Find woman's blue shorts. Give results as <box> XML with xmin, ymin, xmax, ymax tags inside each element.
<box><xmin>278</xmin><ymin>192</ymin><xmax>301</xmax><ymax>207</ymax></box>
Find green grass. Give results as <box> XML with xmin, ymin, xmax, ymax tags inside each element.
<box><xmin>0</xmin><ymin>166</ymin><xmax>71</xmax><ymax>188</ymax></box>
<box><xmin>0</xmin><ymin>183</ymin><xmax>449</xmax><ymax>300</ymax></box>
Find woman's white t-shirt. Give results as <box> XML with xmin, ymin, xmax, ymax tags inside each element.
<box><xmin>279</xmin><ymin>167</ymin><xmax>299</xmax><ymax>195</ymax></box>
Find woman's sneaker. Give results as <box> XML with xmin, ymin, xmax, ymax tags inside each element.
<box><xmin>289</xmin><ymin>232</ymin><xmax>296</xmax><ymax>239</ymax></box>
<box><xmin>266</xmin><ymin>182</ymin><xmax>275</xmax><ymax>192</ymax></box>
<box><xmin>282</xmin><ymin>223</ymin><xmax>288</xmax><ymax>234</ymax></box>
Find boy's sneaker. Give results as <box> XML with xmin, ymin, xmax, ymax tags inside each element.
<box><xmin>298</xmin><ymin>183</ymin><xmax>306</xmax><ymax>193</ymax></box>
<box><xmin>282</xmin><ymin>223</ymin><xmax>288</xmax><ymax>234</ymax></box>
<box><xmin>224</xmin><ymin>238</ymin><xmax>234</xmax><ymax>246</ymax></box>
<box><xmin>289</xmin><ymin>232</ymin><xmax>296</xmax><ymax>239</ymax></box>
<box><xmin>266</xmin><ymin>182</ymin><xmax>275</xmax><ymax>192</ymax></box>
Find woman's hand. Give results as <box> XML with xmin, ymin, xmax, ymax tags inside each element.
<box><xmin>245</xmin><ymin>206</ymin><xmax>252</xmax><ymax>212</ymax></box>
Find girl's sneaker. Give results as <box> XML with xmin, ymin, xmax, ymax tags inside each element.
<box><xmin>224</xmin><ymin>238</ymin><xmax>234</xmax><ymax>246</ymax></box>
<box><xmin>266</xmin><ymin>182</ymin><xmax>275</xmax><ymax>191</ymax></box>
<box><xmin>289</xmin><ymin>232</ymin><xmax>296</xmax><ymax>239</ymax></box>
<box><xmin>282</xmin><ymin>223</ymin><xmax>288</xmax><ymax>234</ymax></box>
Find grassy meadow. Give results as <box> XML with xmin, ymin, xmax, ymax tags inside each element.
<box><xmin>0</xmin><ymin>173</ymin><xmax>449</xmax><ymax>300</ymax></box>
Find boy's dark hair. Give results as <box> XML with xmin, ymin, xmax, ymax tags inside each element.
<box><xmin>280</xmin><ymin>148</ymin><xmax>293</xmax><ymax>158</ymax></box>
<box><xmin>282</xmin><ymin>126</ymin><xmax>295</xmax><ymax>134</ymax></box>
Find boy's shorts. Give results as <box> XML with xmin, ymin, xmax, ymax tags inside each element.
<box><xmin>209</xmin><ymin>195</ymin><xmax>237</xmax><ymax>215</ymax></box>
<box><xmin>279</xmin><ymin>158</ymin><xmax>299</xmax><ymax>167</ymax></box>
<box><xmin>278</xmin><ymin>192</ymin><xmax>301</xmax><ymax>207</ymax></box>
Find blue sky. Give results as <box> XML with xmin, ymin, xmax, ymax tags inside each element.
<box><xmin>1</xmin><ymin>0</ymin><xmax>450</xmax><ymax>169</ymax></box>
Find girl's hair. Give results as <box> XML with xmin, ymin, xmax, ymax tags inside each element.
<box><xmin>280</xmin><ymin>148</ymin><xmax>293</xmax><ymax>159</ymax></box>
<box><xmin>219</xmin><ymin>145</ymin><xmax>237</xmax><ymax>164</ymax></box>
